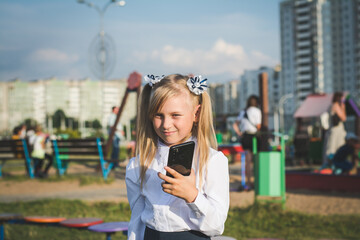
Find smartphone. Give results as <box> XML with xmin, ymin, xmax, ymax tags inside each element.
<box><xmin>166</xmin><ymin>141</ymin><xmax>195</xmax><ymax>178</ymax></box>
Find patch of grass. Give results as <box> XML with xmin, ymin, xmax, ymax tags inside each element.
<box><xmin>77</xmin><ymin>175</ymin><xmax>115</xmax><ymax>186</ymax></box>
<box><xmin>1</xmin><ymin>200</ymin><xmax>360</xmax><ymax>239</ymax></box>
<box><xmin>224</xmin><ymin>203</ymin><xmax>360</xmax><ymax>239</ymax></box>
<box><xmin>0</xmin><ymin>174</ymin><xmax>30</xmax><ymax>182</ymax></box>
<box><xmin>0</xmin><ymin>173</ymin><xmax>114</xmax><ymax>186</ymax></box>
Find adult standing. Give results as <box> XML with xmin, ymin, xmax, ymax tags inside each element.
<box><xmin>107</xmin><ymin>106</ymin><xmax>124</xmax><ymax>161</ymax></box>
<box><xmin>325</xmin><ymin>92</ymin><xmax>347</xmax><ymax>159</ymax></box>
<box><xmin>232</xmin><ymin>95</ymin><xmax>262</xmax><ymax>190</ymax></box>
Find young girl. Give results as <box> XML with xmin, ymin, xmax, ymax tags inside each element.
<box><xmin>126</xmin><ymin>74</ymin><xmax>229</xmax><ymax>240</ymax></box>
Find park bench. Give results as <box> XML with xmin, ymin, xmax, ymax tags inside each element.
<box><xmin>0</xmin><ymin>139</ymin><xmax>34</xmax><ymax>178</ymax></box>
<box><xmin>51</xmin><ymin>138</ymin><xmax>115</xmax><ymax>181</ymax></box>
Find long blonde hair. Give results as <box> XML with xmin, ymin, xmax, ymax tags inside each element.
<box><xmin>136</xmin><ymin>74</ymin><xmax>217</xmax><ymax>188</ymax></box>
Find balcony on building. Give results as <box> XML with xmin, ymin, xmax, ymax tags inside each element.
<box><xmin>297</xmin><ymin>82</ymin><xmax>312</xmax><ymax>90</ymax></box>
<box><xmin>297</xmin><ymin>73</ymin><xmax>312</xmax><ymax>81</ymax></box>
<box><xmin>296</xmin><ymin>32</ymin><xmax>311</xmax><ymax>39</ymax></box>
<box><xmin>298</xmin><ymin>90</ymin><xmax>311</xmax><ymax>99</ymax></box>
<box><xmin>297</xmin><ymin>57</ymin><xmax>311</xmax><ymax>64</ymax></box>
<box><xmin>295</xmin><ymin>0</ymin><xmax>310</xmax><ymax>6</ymax></box>
<box><xmin>295</xmin><ymin>6</ymin><xmax>311</xmax><ymax>15</ymax></box>
<box><xmin>297</xmin><ymin>40</ymin><xmax>311</xmax><ymax>48</ymax></box>
<box><xmin>296</xmin><ymin>23</ymin><xmax>311</xmax><ymax>31</ymax></box>
<box><xmin>297</xmin><ymin>65</ymin><xmax>312</xmax><ymax>73</ymax></box>
<box><xmin>296</xmin><ymin>15</ymin><xmax>310</xmax><ymax>23</ymax></box>
<box><xmin>297</xmin><ymin>49</ymin><xmax>311</xmax><ymax>56</ymax></box>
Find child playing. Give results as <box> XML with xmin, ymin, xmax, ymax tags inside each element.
<box><xmin>126</xmin><ymin>74</ymin><xmax>229</xmax><ymax>240</ymax></box>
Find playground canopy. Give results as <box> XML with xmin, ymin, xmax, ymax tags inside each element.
<box><xmin>294</xmin><ymin>93</ymin><xmax>360</xmax><ymax>118</ymax></box>
<box><xmin>294</xmin><ymin>94</ymin><xmax>333</xmax><ymax>118</ymax></box>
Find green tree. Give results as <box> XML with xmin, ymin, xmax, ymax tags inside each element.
<box><xmin>24</xmin><ymin>118</ymin><xmax>37</xmax><ymax>129</ymax></box>
<box><xmin>92</xmin><ymin>119</ymin><xmax>102</xmax><ymax>129</ymax></box>
<box><xmin>53</xmin><ymin>109</ymin><xmax>67</xmax><ymax>129</ymax></box>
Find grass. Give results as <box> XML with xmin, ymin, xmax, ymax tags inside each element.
<box><xmin>226</xmin><ymin>203</ymin><xmax>360</xmax><ymax>239</ymax></box>
<box><xmin>1</xmin><ymin>200</ymin><xmax>360</xmax><ymax>240</ymax></box>
<box><xmin>1</xmin><ymin>171</ymin><xmax>115</xmax><ymax>186</ymax></box>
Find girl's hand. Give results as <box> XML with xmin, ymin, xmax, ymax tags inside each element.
<box><xmin>158</xmin><ymin>166</ymin><xmax>198</xmax><ymax>203</ymax></box>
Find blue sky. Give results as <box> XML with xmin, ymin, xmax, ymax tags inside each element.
<box><xmin>0</xmin><ymin>0</ymin><xmax>281</xmax><ymax>82</ymax></box>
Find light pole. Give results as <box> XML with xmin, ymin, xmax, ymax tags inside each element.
<box><xmin>278</xmin><ymin>93</ymin><xmax>294</xmax><ymax>133</ymax></box>
<box><xmin>77</xmin><ymin>0</ymin><xmax>125</xmax><ymax>81</ymax></box>
<box><xmin>77</xmin><ymin>0</ymin><xmax>126</xmax><ymax>137</ymax></box>
<box><xmin>78</xmin><ymin>0</ymin><xmax>125</xmax><ymax>33</ymax></box>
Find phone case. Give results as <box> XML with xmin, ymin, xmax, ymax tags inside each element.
<box><xmin>166</xmin><ymin>141</ymin><xmax>195</xmax><ymax>177</ymax></box>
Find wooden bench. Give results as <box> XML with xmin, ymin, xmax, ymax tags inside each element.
<box><xmin>0</xmin><ymin>139</ymin><xmax>34</xmax><ymax>178</ymax></box>
<box><xmin>51</xmin><ymin>138</ymin><xmax>115</xmax><ymax>181</ymax></box>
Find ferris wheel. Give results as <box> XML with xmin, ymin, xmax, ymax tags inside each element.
<box><xmin>78</xmin><ymin>0</ymin><xmax>126</xmax><ymax>80</ymax></box>
<box><xmin>88</xmin><ymin>31</ymin><xmax>116</xmax><ymax>80</ymax></box>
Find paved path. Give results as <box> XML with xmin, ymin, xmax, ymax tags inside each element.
<box><xmin>0</xmin><ymin>179</ymin><xmax>128</xmax><ymax>203</ymax></box>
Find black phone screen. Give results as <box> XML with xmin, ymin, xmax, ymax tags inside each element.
<box><xmin>166</xmin><ymin>141</ymin><xmax>195</xmax><ymax>177</ymax></box>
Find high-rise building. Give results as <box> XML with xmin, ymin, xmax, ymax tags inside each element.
<box><xmin>355</xmin><ymin>0</ymin><xmax>360</xmax><ymax>98</ymax></box>
<box><xmin>280</xmin><ymin>0</ymin><xmax>360</xmax><ymax>111</ymax></box>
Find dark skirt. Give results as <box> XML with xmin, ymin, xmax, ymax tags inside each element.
<box><xmin>241</xmin><ymin>133</ymin><xmax>258</xmax><ymax>152</ymax></box>
<box><xmin>144</xmin><ymin>226</ymin><xmax>210</xmax><ymax>240</ymax></box>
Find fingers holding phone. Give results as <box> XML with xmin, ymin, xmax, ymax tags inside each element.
<box><xmin>158</xmin><ymin>141</ymin><xmax>198</xmax><ymax>202</ymax></box>
<box><xmin>158</xmin><ymin>167</ymin><xmax>198</xmax><ymax>203</ymax></box>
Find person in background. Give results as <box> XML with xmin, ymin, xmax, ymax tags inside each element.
<box><xmin>232</xmin><ymin>95</ymin><xmax>261</xmax><ymax>190</ymax></box>
<box><xmin>325</xmin><ymin>92</ymin><xmax>347</xmax><ymax>160</ymax></box>
<box><xmin>107</xmin><ymin>106</ymin><xmax>124</xmax><ymax>162</ymax></box>
<box><xmin>11</xmin><ymin>126</ymin><xmax>21</xmax><ymax>140</ymax></box>
<box><xmin>29</xmin><ymin>125</ymin><xmax>53</xmax><ymax>178</ymax></box>
<box><xmin>332</xmin><ymin>133</ymin><xmax>359</xmax><ymax>175</ymax></box>
<box><xmin>19</xmin><ymin>124</ymin><xmax>27</xmax><ymax>139</ymax></box>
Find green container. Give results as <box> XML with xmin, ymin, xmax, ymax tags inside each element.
<box><xmin>255</xmin><ymin>151</ymin><xmax>282</xmax><ymax>197</ymax></box>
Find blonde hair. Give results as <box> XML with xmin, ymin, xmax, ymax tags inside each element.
<box><xmin>136</xmin><ymin>74</ymin><xmax>217</xmax><ymax>188</ymax></box>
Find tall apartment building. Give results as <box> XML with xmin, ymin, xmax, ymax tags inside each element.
<box><xmin>0</xmin><ymin>78</ymin><xmax>137</xmax><ymax>138</ymax></box>
<box><xmin>280</xmin><ymin>0</ymin><xmax>360</xmax><ymax>113</ymax></box>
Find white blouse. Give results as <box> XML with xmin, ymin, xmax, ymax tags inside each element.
<box><xmin>125</xmin><ymin>139</ymin><xmax>229</xmax><ymax>240</ymax></box>
<box><xmin>236</xmin><ymin>106</ymin><xmax>262</xmax><ymax>134</ymax></box>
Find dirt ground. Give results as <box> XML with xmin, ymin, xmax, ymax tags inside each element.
<box><xmin>1</xmin><ymin>165</ymin><xmax>360</xmax><ymax>216</ymax></box>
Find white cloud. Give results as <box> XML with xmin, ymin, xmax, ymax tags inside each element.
<box><xmin>29</xmin><ymin>48</ymin><xmax>79</xmax><ymax>63</ymax></box>
<box><xmin>130</xmin><ymin>39</ymin><xmax>277</xmax><ymax>77</ymax></box>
